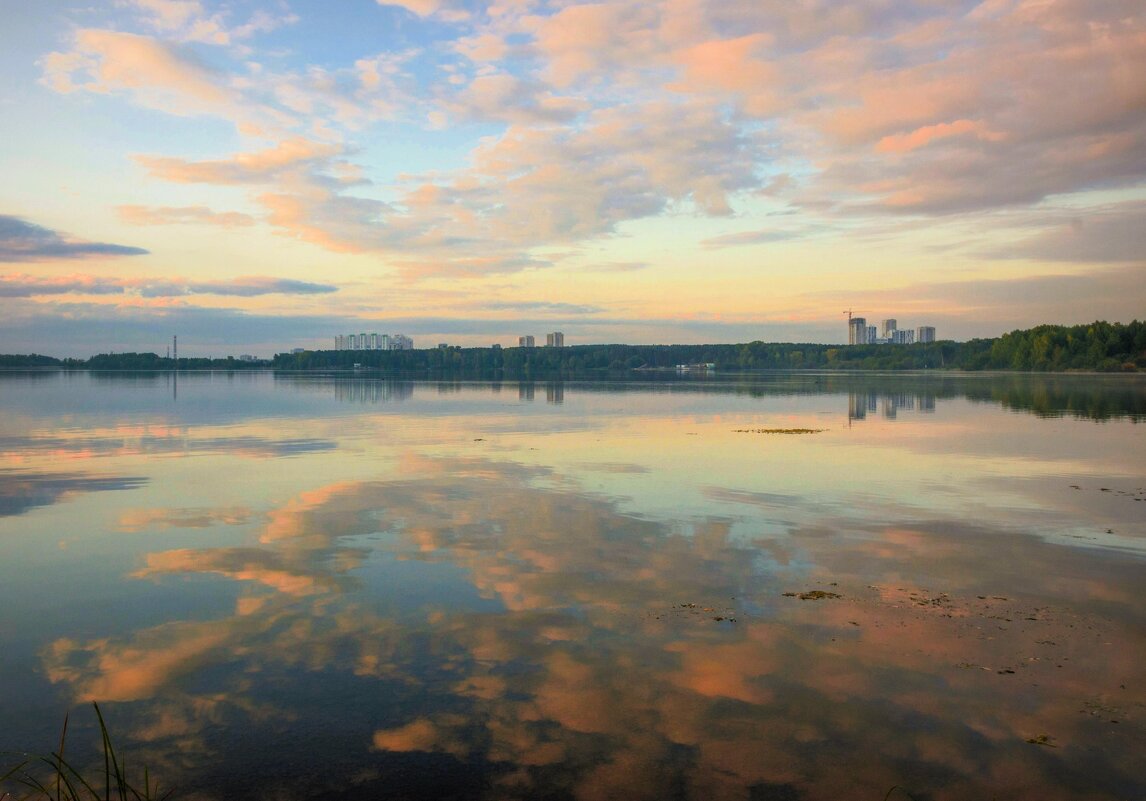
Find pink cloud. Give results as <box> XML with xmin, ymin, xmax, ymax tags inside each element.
<box><xmin>42</xmin><ymin>29</ymin><xmax>235</xmax><ymax>116</ymax></box>
<box><xmin>125</xmin><ymin>0</ymin><xmax>298</xmax><ymax>45</ymax></box>
<box><xmin>375</xmin><ymin>0</ymin><xmax>470</xmax><ymax>22</ymax></box>
<box><xmin>876</xmin><ymin>119</ymin><xmax>1004</xmax><ymax>153</ymax></box>
<box><xmin>528</xmin><ymin>2</ymin><xmax>663</xmax><ymax>88</ymax></box>
<box><xmin>669</xmin><ymin>34</ymin><xmax>779</xmax><ymax>115</ymax></box>
<box><xmin>135</xmin><ymin>138</ymin><xmax>347</xmax><ymax>184</ymax></box>
<box><xmin>117</xmin><ymin>205</ymin><xmax>256</xmax><ymax>227</ymax></box>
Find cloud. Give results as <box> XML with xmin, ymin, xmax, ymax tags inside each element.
<box><xmin>31</xmin><ymin>0</ymin><xmax>1146</xmax><ymax>286</ymax></box>
<box><xmin>0</xmin><ymin>216</ymin><xmax>148</xmax><ymax>263</ymax></box>
<box><xmin>0</xmin><ymin>274</ymin><xmax>336</xmax><ymax>298</ymax></box>
<box><xmin>803</xmin><ymin>264</ymin><xmax>1146</xmax><ymax>340</ymax></box>
<box><xmin>135</xmin><ymin>138</ymin><xmax>349</xmax><ymax>185</ymax></box>
<box><xmin>138</xmin><ymin>277</ymin><xmax>339</xmax><ymax>297</ymax></box>
<box><xmin>375</xmin><ymin>98</ymin><xmax>762</xmax><ymax>271</ymax></box>
<box><xmin>0</xmin><ymin>469</ymin><xmax>147</xmax><ymax>517</ymax></box>
<box><xmin>982</xmin><ymin>201</ymin><xmax>1146</xmax><ymax>263</ymax></box>
<box><xmin>125</xmin><ymin>0</ymin><xmax>298</xmax><ymax>45</ymax></box>
<box><xmin>443</xmin><ymin>73</ymin><xmax>586</xmax><ymax>125</ymax></box>
<box><xmin>0</xmin><ymin>275</ymin><xmax>126</xmax><ymax>297</ymax></box>
<box><xmin>780</xmin><ymin>0</ymin><xmax>1146</xmax><ymax>213</ymax></box>
<box><xmin>875</xmin><ymin>119</ymin><xmax>1003</xmax><ymax>154</ymax></box>
<box><xmin>526</xmin><ymin>2</ymin><xmax>668</xmax><ymax>89</ymax></box>
<box><xmin>387</xmin><ymin>253</ymin><xmax>553</xmax><ymax>280</ymax></box>
<box><xmin>41</xmin><ymin>29</ymin><xmax>238</xmax><ymax>117</ymax></box>
<box><xmin>701</xmin><ymin>228</ymin><xmax>826</xmax><ymax>250</ymax></box>
<box><xmin>117</xmin><ymin>205</ymin><xmax>256</xmax><ymax>228</ymax></box>
<box><xmin>575</xmin><ymin>261</ymin><xmax>650</xmax><ymax>273</ymax></box>
<box><xmin>0</xmin><ymin>303</ymin><xmax>353</xmax><ymax>357</ymax></box>
<box><xmin>165</xmin><ymin>95</ymin><xmax>764</xmax><ymax>269</ymax></box>
<box><xmin>481</xmin><ymin>300</ymin><xmax>605</xmax><ymax>315</ymax></box>
<box><xmin>256</xmin><ymin>189</ymin><xmax>396</xmax><ymax>253</ymax></box>
<box><xmin>375</xmin><ymin>0</ymin><xmax>471</xmax><ymax>23</ymax></box>
<box><xmin>132</xmin><ymin>141</ymin><xmax>400</xmax><ymax>258</ymax></box>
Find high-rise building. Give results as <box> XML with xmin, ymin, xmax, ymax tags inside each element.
<box><xmin>892</xmin><ymin>329</ymin><xmax>915</xmax><ymax>345</ymax></box>
<box><xmin>917</xmin><ymin>326</ymin><xmax>936</xmax><ymax>343</ymax></box>
<box><xmin>866</xmin><ymin>325</ymin><xmax>878</xmax><ymax>344</ymax></box>
<box><xmin>334</xmin><ymin>332</ymin><xmax>411</xmax><ymax>351</ymax></box>
<box><xmin>546</xmin><ymin>332</ymin><xmax>564</xmax><ymax>347</ymax></box>
<box><xmin>519</xmin><ymin>335</ymin><xmax>535</xmax><ymax>347</ymax></box>
<box><xmin>882</xmin><ymin>319</ymin><xmax>897</xmax><ymax>338</ymax></box>
<box><xmin>848</xmin><ymin>317</ymin><xmax>867</xmax><ymax>345</ymax></box>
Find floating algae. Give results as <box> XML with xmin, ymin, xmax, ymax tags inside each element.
<box><xmin>734</xmin><ymin>428</ymin><xmax>826</xmax><ymax>434</ymax></box>
<box><xmin>783</xmin><ymin>590</ymin><xmax>842</xmax><ymax>600</ymax></box>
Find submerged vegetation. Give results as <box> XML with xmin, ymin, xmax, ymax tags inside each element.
<box><xmin>2</xmin><ymin>320</ymin><xmax>1144</xmax><ymax>374</ymax></box>
<box><xmin>733</xmin><ymin>428</ymin><xmax>825</xmax><ymax>434</ymax></box>
<box><xmin>1</xmin><ymin>704</ymin><xmax>170</xmax><ymax>801</ymax></box>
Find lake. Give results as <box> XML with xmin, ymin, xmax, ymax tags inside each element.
<box><xmin>1</xmin><ymin>370</ymin><xmax>1144</xmax><ymax>800</ymax></box>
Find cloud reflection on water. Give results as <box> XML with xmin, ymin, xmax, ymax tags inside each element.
<box><xmin>0</xmin><ymin>469</ymin><xmax>146</xmax><ymax>517</ymax></box>
<box><xmin>40</xmin><ymin>453</ymin><xmax>1146</xmax><ymax>800</ymax></box>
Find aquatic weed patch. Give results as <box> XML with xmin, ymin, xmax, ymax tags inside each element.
<box><xmin>1</xmin><ymin>703</ymin><xmax>171</xmax><ymax>801</ymax></box>
<box><xmin>733</xmin><ymin>428</ymin><xmax>826</xmax><ymax>434</ymax></box>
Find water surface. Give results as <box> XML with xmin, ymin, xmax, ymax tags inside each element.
<box><xmin>1</xmin><ymin>371</ymin><xmax>1144</xmax><ymax>800</ymax></box>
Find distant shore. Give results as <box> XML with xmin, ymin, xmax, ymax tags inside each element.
<box><xmin>2</xmin><ymin>320</ymin><xmax>1142</xmax><ymax>374</ymax></box>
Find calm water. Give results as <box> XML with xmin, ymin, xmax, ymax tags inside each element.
<box><xmin>1</xmin><ymin>371</ymin><xmax>1144</xmax><ymax>801</ymax></box>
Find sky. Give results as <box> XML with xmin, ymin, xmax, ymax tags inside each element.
<box><xmin>1</xmin><ymin>0</ymin><xmax>1143</xmax><ymax>357</ymax></box>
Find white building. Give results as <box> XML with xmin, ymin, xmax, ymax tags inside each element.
<box><xmin>519</xmin><ymin>335</ymin><xmax>535</xmax><ymax>347</ymax></box>
<box><xmin>546</xmin><ymin>332</ymin><xmax>564</xmax><ymax>347</ymax></box>
<box><xmin>848</xmin><ymin>314</ymin><xmax>935</xmax><ymax>346</ymax></box>
<box><xmin>334</xmin><ymin>333</ymin><xmax>413</xmax><ymax>351</ymax></box>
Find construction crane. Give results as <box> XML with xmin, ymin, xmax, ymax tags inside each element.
<box><xmin>843</xmin><ymin>309</ymin><xmax>854</xmax><ymax>323</ymax></box>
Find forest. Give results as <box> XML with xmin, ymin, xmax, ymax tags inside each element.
<box><xmin>3</xmin><ymin>320</ymin><xmax>1143</xmax><ymax>373</ymax></box>
<box><xmin>270</xmin><ymin>320</ymin><xmax>1145</xmax><ymax>373</ymax></box>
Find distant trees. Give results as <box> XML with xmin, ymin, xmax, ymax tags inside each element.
<box><xmin>977</xmin><ymin>321</ymin><xmax>1145</xmax><ymax>371</ymax></box>
<box><xmin>0</xmin><ymin>353</ymin><xmax>62</xmax><ymax>368</ymax></box>
<box><xmin>2</xmin><ymin>320</ymin><xmax>1142</xmax><ymax>373</ymax></box>
<box><xmin>268</xmin><ymin>321</ymin><xmax>1143</xmax><ymax>374</ymax></box>
<box><xmin>58</xmin><ymin>353</ymin><xmax>271</xmax><ymax>370</ymax></box>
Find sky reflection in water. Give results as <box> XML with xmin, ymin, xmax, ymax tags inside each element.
<box><xmin>1</xmin><ymin>372</ymin><xmax>1144</xmax><ymax>801</ymax></box>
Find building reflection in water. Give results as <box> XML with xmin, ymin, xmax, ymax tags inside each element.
<box><xmin>546</xmin><ymin>382</ymin><xmax>564</xmax><ymax>405</ymax></box>
<box><xmin>333</xmin><ymin>379</ymin><xmax>414</xmax><ymax>404</ymax></box>
<box><xmin>849</xmin><ymin>390</ymin><xmax>937</xmax><ymax>421</ymax></box>
<box><xmin>516</xmin><ymin>382</ymin><xmax>564</xmax><ymax>404</ymax></box>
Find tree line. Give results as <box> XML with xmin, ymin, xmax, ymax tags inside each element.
<box><xmin>271</xmin><ymin>320</ymin><xmax>1144</xmax><ymax>373</ymax></box>
<box><xmin>0</xmin><ymin>352</ymin><xmax>271</xmax><ymax>370</ymax></box>
<box><xmin>2</xmin><ymin>320</ymin><xmax>1143</xmax><ymax>373</ymax></box>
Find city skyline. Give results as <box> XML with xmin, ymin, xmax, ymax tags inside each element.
<box><xmin>2</xmin><ymin>1</ymin><xmax>1144</xmax><ymax>357</ymax></box>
